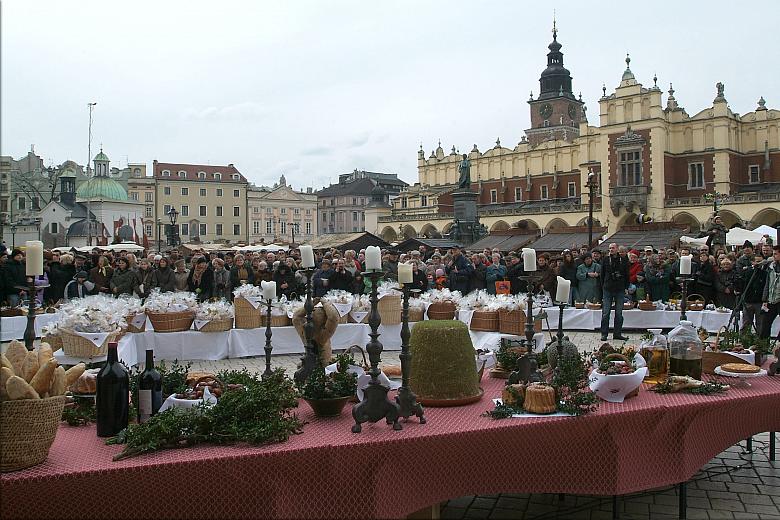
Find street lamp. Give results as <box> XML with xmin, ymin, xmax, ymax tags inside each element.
<box><xmin>290</xmin><ymin>222</ymin><xmax>300</xmax><ymax>247</ymax></box>
<box><xmin>156</xmin><ymin>218</ymin><xmax>162</xmax><ymax>252</ymax></box>
<box><xmin>10</xmin><ymin>223</ymin><xmax>17</xmax><ymax>249</ymax></box>
<box><xmin>585</xmin><ymin>169</ymin><xmax>597</xmax><ymax>250</ymax></box>
<box><xmin>704</xmin><ymin>191</ymin><xmax>729</xmax><ymax>214</ymax></box>
<box><xmin>167</xmin><ymin>207</ymin><xmax>179</xmax><ymax>247</ymax></box>
<box><xmin>36</xmin><ymin>218</ymin><xmax>41</xmax><ymax>241</ymax></box>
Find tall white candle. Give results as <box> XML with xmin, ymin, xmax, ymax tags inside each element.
<box><xmin>398</xmin><ymin>263</ymin><xmax>413</xmax><ymax>284</ymax></box>
<box><xmin>522</xmin><ymin>248</ymin><xmax>537</xmax><ymax>272</ymax></box>
<box><xmin>680</xmin><ymin>255</ymin><xmax>692</xmax><ymax>275</ymax></box>
<box><xmin>300</xmin><ymin>245</ymin><xmax>315</xmax><ymax>268</ymax></box>
<box><xmin>365</xmin><ymin>246</ymin><xmax>382</xmax><ymax>271</ymax></box>
<box><xmin>262</xmin><ymin>280</ymin><xmax>277</xmax><ymax>301</ymax></box>
<box><xmin>555</xmin><ymin>276</ymin><xmax>571</xmax><ymax>304</ymax></box>
<box><xmin>25</xmin><ymin>241</ymin><xmax>44</xmax><ymax>276</ymax></box>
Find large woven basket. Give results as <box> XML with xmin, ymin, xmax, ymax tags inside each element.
<box><xmin>378</xmin><ymin>294</ymin><xmax>402</xmax><ymax>325</ymax></box>
<box><xmin>427</xmin><ymin>301</ymin><xmax>456</xmax><ymax>321</ymax></box>
<box><xmin>61</xmin><ymin>328</ymin><xmax>122</xmax><ymax>357</ymax></box>
<box><xmin>125</xmin><ymin>313</ymin><xmax>146</xmax><ymax>333</ymax></box>
<box><xmin>234</xmin><ymin>296</ymin><xmax>263</xmax><ymax>329</ymax></box>
<box><xmin>408</xmin><ymin>307</ymin><xmax>425</xmax><ymax>322</ymax></box>
<box><xmin>146</xmin><ymin>310</ymin><xmax>195</xmax><ymax>333</ymax></box>
<box><xmin>498</xmin><ymin>309</ymin><xmax>542</xmax><ymax>335</ymax></box>
<box><xmin>687</xmin><ymin>294</ymin><xmax>705</xmax><ymax>311</ymax></box>
<box><xmin>197</xmin><ymin>318</ymin><xmax>234</xmax><ymax>332</ymax></box>
<box><xmin>638</xmin><ymin>301</ymin><xmax>656</xmax><ymax>311</ymax></box>
<box><xmin>470</xmin><ymin>309</ymin><xmax>500</xmax><ymax>332</ymax></box>
<box><xmin>41</xmin><ymin>334</ymin><xmax>63</xmax><ymax>352</ymax></box>
<box><xmin>260</xmin><ymin>314</ymin><xmax>291</xmax><ymax>327</ymax></box>
<box><xmin>1</xmin><ymin>396</ymin><xmax>66</xmax><ymax>472</ymax></box>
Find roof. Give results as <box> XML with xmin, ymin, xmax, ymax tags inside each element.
<box><xmin>396</xmin><ymin>238</ymin><xmax>462</xmax><ymax>252</ymax></box>
<box><xmin>66</xmin><ymin>219</ymin><xmax>105</xmax><ymax>237</ymax></box>
<box><xmin>302</xmin><ymin>232</ymin><xmax>388</xmax><ymax>251</ymax></box>
<box><xmin>468</xmin><ymin>232</ymin><xmax>537</xmax><ymax>253</ymax></box>
<box><xmin>153</xmin><ymin>161</ymin><xmax>247</xmax><ymax>182</ymax></box>
<box><xmin>76</xmin><ymin>176</ymin><xmax>128</xmax><ymax>201</ymax></box>
<box><xmin>316</xmin><ymin>178</ymin><xmax>378</xmax><ymax>197</ymax></box>
<box><xmin>528</xmin><ymin>228</ymin><xmax>607</xmax><ymax>252</ymax></box>
<box><xmin>604</xmin><ymin>226</ymin><xmax>687</xmax><ymax>251</ymax></box>
<box><xmin>94</xmin><ymin>150</ymin><xmax>110</xmax><ymax>162</ymax></box>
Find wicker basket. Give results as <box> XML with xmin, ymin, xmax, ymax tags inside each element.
<box><xmin>408</xmin><ymin>307</ymin><xmax>425</xmax><ymax>322</ymax></box>
<box><xmin>470</xmin><ymin>309</ymin><xmax>500</xmax><ymax>332</ymax></box>
<box><xmin>234</xmin><ymin>296</ymin><xmax>263</xmax><ymax>329</ymax></box>
<box><xmin>146</xmin><ymin>311</ymin><xmax>195</xmax><ymax>333</ymax></box>
<box><xmin>1</xmin><ymin>395</ymin><xmax>66</xmax><ymax>472</ymax></box>
<box><xmin>427</xmin><ymin>301</ymin><xmax>456</xmax><ymax>321</ymax></box>
<box><xmin>586</xmin><ymin>302</ymin><xmax>603</xmax><ymax>310</ymax></box>
<box><xmin>687</xmin><ymin>294</ymin><xmax>705</xmax><ymax>311</ymax></box>
<box><xmin>260</xmin><ymin>314</ymin><xmax>291</xmax><ymax>327</ymax></box>
<box><xmin>378</xmin><ymin>294</ymin><xmax>402</xmax><ymax>325</ymax></box>
<box><xmin>638</xmin><ymin>301</ymin><xmax>657</xmax><ymax>311</ymax></box>
<box><xmin>61</xmin><ymin>328</ymin><xmax>122</xmax><ymax>357</ymax></box>
<box><xmin>125</xmin><ymin>313</ymin><xmax>147</xmax><ymax>333</ymax></box>
<box><xmin>197</xmin><ymin>318</ymin><xmax>234</xmax><ymax>332</ymax></box>
<box><xmin>41</xmin><ymin>334</ymin><xmax>63</xmax><ymax>352</ymax></box>
<box><xmin>0</xmin><ymin>308</ymin><xmax>24</xmax><ymax>317</ymax></box>
<box><xmin>574</xmin><ymin>302</ymin><xmax>585</xmax><ymax>309</ymax></box>
<box><xmin>498</xmin><ymin>309</ymin><xmax>542</xmax><ymax>335</ymax></box>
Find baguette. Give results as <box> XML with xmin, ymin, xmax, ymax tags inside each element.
<box><xmin>6</xmin><ymin>341</ymin><xmax>27</xmax><ymax>375</ymax></box>
<box><xmin>37</xmin><ymin>344</ymin><xmax>54</xmax><ymax>367</ymax></box>
<box><xmin>0</xmin><ymin>367</ymin><xmax>14</xmax><ymax>400</ymax></box>
<box><xmin>1</xmin><ymin>353</ymin><xmax>14</xmax><ymax>374</ymax></box>
<box><xmin>20</xmin><ymin>351</ymin><xmax>40</xmax><ymax>383</ymax></box>
<box><xmin>50</xmin><ymin>366</ymin><xmax>67</xmax><ymax>396</ymax></box>
<box><xmin>6</xmin><ymin>375</ymin><xmax>40</xmax><ymax>400</ymax></box>
<box><xmin>30</xmin><ymin>357</ymin><xmax>58</xmax><ymax>396</ymax></box>
<box><xmin>64</xmin><ymin>363</ymin><xmax>86</xmax><ymax>386</ymax></box>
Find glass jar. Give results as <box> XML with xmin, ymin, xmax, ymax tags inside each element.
<box><xmin>640</xmin><ymin>328</ymin><xmax>668</xmax><ymax>382</ymax></box>
<box><xmin>668</xmin><ymin>320</ymin><xmax>703</xmax><ymax>379</ymax></box>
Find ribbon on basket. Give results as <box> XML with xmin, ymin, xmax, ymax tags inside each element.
<box><xmin>244</xmin><ymin>296</ymin><xmax>264</xmax><ymax>310</ymax></box>
<box><xmin>129</xmin><ymin>314</ymin><xmax>146</xmax><ymax>329</ymax></box>
<box><xmin>193</xmin><ymin>319</ymin><xmax>210</xmax><ymax>331</ymax></box>
<box><xmin>349</xmin><ymin>310</ymin><xmax>369</xmax><ymax>323</ymax></box>
<box><xmin>74</xmin><ymin>331</ymin><xmax>113</xmax><ymax>348</ymax></box>
<box><xmin>333</xmin><ymin>302</ymin><xmax>353</xmax><ymax>318</ymax></box>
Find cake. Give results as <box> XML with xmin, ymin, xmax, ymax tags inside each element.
<box><xmin>523</xmin><ymin>383</ymin><xmax>557</xmax><ymax>414</ymax></box>
<box><xmin>721</xmin><ymin>363</ymin><xmax>760</xmax><ymax>374</ymax></box>
<box><xmin>70</xmin><ymin>368</ymin><xmax>100</xmax><ymax>394</ymax></box>
<box><xmin>501</xmin><ymin>384</ymin><xmax>525</xmax><ymax>407</ymax></box>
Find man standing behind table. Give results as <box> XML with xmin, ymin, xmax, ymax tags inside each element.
<box><xmin>599</xmin><ymin>243</ymin><xmax>630</xmax><ymax>341</ymax></box>
<box><xmin>382</xmin><ymin>250</ymin><xmax>399</xmax><ymax>281</ymax></box>
<box><xmin>760</xmin><ymin>245</ymin><xmax>780</xmax><ymax>340</ymax></box>
<box><xmin>313</xmin><ymin>258</ymin><xmax>335</xmax><ymax>297</ymax></box>
<box><xmin>329</xmin><ymin>259</ymin><xmax>353</xmax><ymax>292</ymax></box>
<box><xmin>446</xmin><ymin>245</ymin><xmax>473</xmax><ymax>294</ymax></box>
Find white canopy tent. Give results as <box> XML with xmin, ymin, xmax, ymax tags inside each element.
<box><xmin>680</xmin><ymin>227</ymin><xmax>766</xmax><ymax>247</ymax></box>
<box><xmin>752</xmin><ymin>225</ymin><xmax>778</xmax><ymax>242</ymax></box>
<box><xmin>104</xmin><ymin>242</ymin><xmax>145</xmax><ymax>252</ymax></box>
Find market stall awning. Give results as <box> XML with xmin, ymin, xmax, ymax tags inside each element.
<box><xmin>604</xmin><ymin>225</ymin><xmax>687</xmax><ymax>251</ymax></box>
<box><xmin>681</xmin><ymin>226</ymin><xmax>771</xmax><ymax>248</ymax></box>
<box><xmin>527</xmin><ymin>227</ymin><xmax>607</xmax><ymax>252</ymax></box>
<box><xmin>468</xmin><ymin>231</ymin><xmax>537</xmax><ymax>253</ymax></box>
<box><xmin>395</xmin><ymin>237</ymin><xmax>462</xmax><ymax>252</ymax></box>
<box><xmin>302</xmin><ymin>232</ymin><xmax>388</xmax><ymax>252</ymax></box>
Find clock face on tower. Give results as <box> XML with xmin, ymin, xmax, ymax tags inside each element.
<box><xmin>568</xmin><ymin>104</ymin><xmax>577</xmax><ymax>120</ymax></box>
<box><xmin>539</xmin><ymin>103</ymin><xmax>553</xmax><ymax>119</ymax></box>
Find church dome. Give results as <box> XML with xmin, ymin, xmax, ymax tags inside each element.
<box><xmin>94</xmin><ymin>150</ymin><xmax>110</xmax><ymax>162</ymax></box>
<box><xmin>76</xmin><ymin>176</ymin><xmax>128</xmax><ymax>201</ymax></box>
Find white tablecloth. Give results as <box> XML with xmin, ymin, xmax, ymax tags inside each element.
<box><xmin>1</xmin><ymin>312</ymin><xmax>63</xmax><ymax>341</ymax></box>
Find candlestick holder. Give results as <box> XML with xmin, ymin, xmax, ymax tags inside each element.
<box><xmin>676</xmin><ymin>276</ymin><xmax>694</xmax><ymax>322</ymax></box>
<box><xmin>393</xmin><ymin>285</ymin><xmax>425</xmax><ymax>424</ymax></box>
<box><xmin>508</xmin><ymin>273</ymin><xmax>543</xmax><ymax>385</ymax></box>
<box><xmin>352</xmin><ymin>270</ymin><xmax>401</xmax><ymax>433</ymax></box>
<box><xmin>19</xmin><ymin>280</ymin><xmax>48</xmax><ymax>350</ymax></box>
<box><xmin>262</xmin><ymin>297</ymin><xmax>274</xmax><ymax>380</ymax></box>
<box><xmin>294</xmin><ymin>268</ymin><xmax>318</xmax><ymax>385</ymax></box>
<box><xmin>555</xmin><ymin>301</ymin><xmax>567</xmax><ymax>362</ymax></box>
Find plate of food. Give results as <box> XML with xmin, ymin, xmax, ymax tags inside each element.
<box><xmin>715</xmin><ymin>363</ymin><xmax>766</xmax><ymax>378</ymax></box>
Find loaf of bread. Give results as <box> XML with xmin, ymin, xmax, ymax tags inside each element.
<box><xmin>1</xmin><ymin>353</ymin><xmax>13</xmax><ymax>372</ymax></box>
<box><xmin>37</xmin><ymin>344</ymin><xmax>54</xmax><ymax>367</ymax></box>
<box><xmin>30</xmin><ymin>357</ymin><xmax>58</xmax><ymax>397</ymax></box>
<box><xmin>20</xmin><ymin>351</ymin><xmax>39</xmax><ymax>383</ymax></box>
<box><xmin>6</xmin><ymin>375</ymin><xmax>40</xmax><ymax>400</ymax></box>
<box><xmin>0</xmin><ymin>366</ymin><xmax>14</xmax><ymax>400</ymax></box>
<box><xmin>70</xmin><ymin>368</ymin><xmax>100</xmax><ymax>394</ymax></box>
<box><xmin>64</xmin><ymin>363</ymin><xmax>86</xmax><ymax>387</ymax></box>
<box><xmin>6</xmin><ymin>341</ymin><xmax>27</xmax><ymax>375</ymax></box>
<box><xmin>50</xmin><ymin>366</ymin><xmax>67</xmax><ymax>396</ymax></box>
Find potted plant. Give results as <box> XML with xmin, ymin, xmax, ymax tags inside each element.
<box><xmin>300</xmin><ymin>353</ymin><xmax>358</xmax><ymax>417</ymax></box>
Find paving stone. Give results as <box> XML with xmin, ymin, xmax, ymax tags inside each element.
<box><xmin>689</xmin><ymin>489</ymin><xmax>709</xmax><ymax>497</ymax></box>
<box><xmin>746</xmin><ymin>504</ymin><xmax>780</xmax><ymax>515</ymax></box>
<box><xmin>761</xmin><ymin>477</ymin><xmax>780</xmax><ymax>487</ymax></box>
<box><xmin>696</xmin><ymin>480</ymin><xmax>729</xmax><ymax>492</ymax></box>
<box><xmin>528</xmin><ymin>494</ymin><xmax>555</xmax><ymax>505</ymax></box>
<box><xmin>441</xmin><ymin>507</ymin><xmax>467</xmax><ymax>519</ymax></box>
<box><xmin>499</xmin><ymin>493</ymin><xmax>530</xmax><ymax>500</ymax></box>
<box><xmin>648</xmin><ymin>503</ymin><xmax>680</xmax><ymax>516</ymax></box>
<box><xmin>588</xmin><ymin>511</ymin><xmax>615</xmax><ymax>520</ymax></box>
<box><xmin>494</xmin><ymin>497</ymin><xmax>527</xmax><ymax>510</ymax></box>
<box><xmin>757</xmin><ymin>515</ymin><xmax>780</xmax><ymax>520</ymax></box>
<box><xmin>623</xmin><ymin>501</ymin><xmax>649</xmax><ymax>514</ymax></box>
<box><xmin>446</xmin><ymin>497</ymin><xmax>474</xmax><ymax>509</ymax></box>
<box><xmin>686</xmin><ymin>509</ymin><xmax>710</xmax><ymax>520</ymax></box>
<box><xmin>726</xmin><ymin>482</ymin><xmax>760</xmax><ymax>494</ymax></box>
<box><xmin>709</xmin><ymin>490</ymin><xmax>745</xmax><ymax>500</ymax></box>
<box><xmin>708</xmin><ymin>472</ymin><xmax>736</xmax><ymax>482</ymax></box>
<box><xmin>710</xmin><ymin>498</ymin><xmax>746</xmax><ymax>512</ymax></box>
<box><xmin>739</xmin><ymin>493</ymin><xmax>775</xmax><ymax>505</ymax></box>
<box><xmin>628</xmin><ymin>494</ymin><xmax>655</xmax><ymax>504</ymax></box>
<box><xmin>707</xmin><ymin>511</ymin><xmax>735</xmax><ymax>519</ymax></box>
<box><xmin>523</xmin><ymin>503</ymin><xmax>557</xmax><ymax>515</ymax></box>
<box><xmin>654</xmin><ymin>494</ymin><xmax>679</xmax><ymax>506</ymax></box>
<box><xmin>732</xmin><ymin>476</ymin><xmax>766</xmax><ymax>486</ymax></box>
<box><xmin>486</xmin><ymin>508</ymin><xmax>518</xmax><ymax>520</ymax></box>
<box><xmin>470</xmin><ymin>498</ymin><xmax>497</xmax><ymax>510</ymax></box>
<box><xmin>687</xmin><ymin>497</ymin><xmax>714</xmax><ymax>509</ymax></box>
<box><xmin>755</xmin><ymin>467</ymin><xmax>780</xmax><ymax>477</ymax></box>
<box><xmin>463</xmin><ymin>507</ymin><xmax>491</xmax><ymax>519</ymax></box>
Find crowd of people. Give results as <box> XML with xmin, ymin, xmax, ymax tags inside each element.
<box><xmin>1</xmin><ymin>234</ymin><xmax>779</xmax><ymax>342</ymax></box>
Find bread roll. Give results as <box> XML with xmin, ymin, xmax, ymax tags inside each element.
<box><xmin>1</xmin><ymin>353</ymin><xmax>14</xmax><ymax>374</ymax></box>
<box><xmin>37</xmin><ymin>344</ymin><xmax>54</xmax><ymax>367</ymax></box>
<box><xmin>6</xmin><ymin>375</ymin><xmax>40</xmax><ymax>400</ymax></box>
<box><xmin>6</xmin><ymin>341</ymin><xmax>27</xmax><ymax>375</ymax></box>
<box><xmin>0</xmin><ymin>367</ymin><xmax>14</xmax><ymax>400</ymax></box>
<box><xmin>50</xmin><ymin>366</ymin><xmax>67</xmax><ymax>396</ymax></box>
<box><xmin>21</xmin><ymin>351</ymin><xmax>40</xmax><ymax>383</ymax></box>
<box><xmin>64</xmin><ymin>363</ymin><xmax>86</xmax><ymax>386</ymax></box>
<box><xmin>30</xmin><ymin>357</ymin><xmax>58</xmax><ymax>396</ymax></box>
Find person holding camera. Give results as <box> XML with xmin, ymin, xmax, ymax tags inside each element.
<box><xmin>599</xmin><ymin>242</ymin><xmax>630</xmax><ymax>341</ymax></box>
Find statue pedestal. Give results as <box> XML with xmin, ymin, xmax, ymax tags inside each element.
<box><xmin>452</xmin><ymin>189</ymin><xmax>478</xmax><ymax>222</ymax></box>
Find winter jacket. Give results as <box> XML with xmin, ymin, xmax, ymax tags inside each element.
<box><xmin>506</xmin><ymin>261</ymin><xmax>527</xmax><ymax>295</ymax></box>
<box><xmin>313</xmin><ymin>267</ymin><xmax>335</xmax><ymax>297</ymax></box>
<box><xmin>151</xmin><ymin>266</ymin><xmax>177</xmax><ymax>293</ymax></box>
<box><xmin>88</xmin><ymin>265</ymin><xmax>113</xmax><ymax>293</ymax></box>
<box><xmin>174</xmin><ymin>269</ymin><xmax>190</xmax><ymax>291</ymax></box>
<box><xmin>46</xmin><ymin>261</ymin><xmax>73</xmax><ymax>303</ymax></box>
<box><xmin>715</xmin><ymin>268</ymin><xmax>737</xmax><ymax>309</ymax></box>
<box><xmin>600</xmin><ymin>254</ymin><xmax>629</xmax><ymax>294</ymax></box>
<box><xmin>329</xmin><ymin>268</ymin><xmax>353</xmax><ymax>292</ymax></box>
<box><xmin>64</xmin><ymin>279</ymin><xmax>95</xmax><ymax>301</ymax></box>
<box><xmin>110</xmin><ymin>267</ymin><xmax>138</xmax><ymax>296</ymax></box>
<box><xmin>212</xmin><ymin>267</ymin><xmax>231</xmax><ymax>300</ymax></box>
<box><xmin>273</xmin><ymin>265</ymin><xmax>297</xmax><ymax>298</ymax></box>
<box><xmin>135</xmin><ymin>267</ymin><xmax>155</xmax><ymax>298</ymax></box>
<box><xmin>3</xmin><ymin>259</ymin><xmax>27</xmax><ymax>295</ymax></box>
<box><xmin>643</xmin><ymin>263</ymin><xmax>671</xmax><ymax>302</ymax></box>
<box><xmin>736</xmin><ymin>263</ymin><xmax>767</xmax><ymax>304</ymax></box>
<box><xmin>576</xmin><ymin>261</ymin><xmax>601</xmax><ymax>303</ymax></box>
<box><xmin>187</xmin><ymin>268</ymin><xmax>214</xmax><ymax>302</ymax></box>
<box><xmin>445</xmin><ymin>254</ymin><xmax>473</xmax><ymax>294</ymax></box>
<box><xmin>229</xmin><ymin>265</ymin><xmax>254</xmax><ymax>290</ymax></box>
<box><xmin>485</xmin><ymin>263</ymin><xmax>507</xmax><ymax>295</ymax></box>
<box><xmin>470</xmin><ymin>263</ymin><xmax>487</xmax><ymax>293</ymax></box>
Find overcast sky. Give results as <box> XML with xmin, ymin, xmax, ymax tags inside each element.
<box><xmin>2</xmin><ymin>0</ymin><xmax>778</xmax><ymax>191</ymax></box>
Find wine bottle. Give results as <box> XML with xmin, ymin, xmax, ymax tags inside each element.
<box><xmin>138</xmin><ymin>349</ymin><xmax>162</xmax><ymax>423</ymax></box>
<box><xmin>96</xmin><ymin>341</ymin><xmax>129</xmax><ymax>437</ymax></box>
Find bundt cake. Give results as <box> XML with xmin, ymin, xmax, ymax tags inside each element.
<box><xmin>501</xmin><ymin>384</ymin><xmax>525</xmax><ymax>407</ymax></box>
<box><xmin>523</xmin><ymin>383</ymin><xmax>557</xmax><ymax>414</ymax></box>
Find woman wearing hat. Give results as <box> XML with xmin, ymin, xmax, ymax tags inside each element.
<box><xmin>110</xmin><ymin>257</ymin><xmax>138</xmax><ymax>296</ymax></box>
<box><xmin>187</xmin><ymin>257</ymin><xmax>214</xmax><ymax>302</ymax></box>
<box><xmin>151</xmin><ymin>257</ymin><xmax>176</xmax><ymax>293</ymax></box>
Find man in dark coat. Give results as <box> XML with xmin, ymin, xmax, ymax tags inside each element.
<box><xmin>2</xmin><ymin>249</ymin><xmax>27</xmax><ymax>306</ymax></box>
<box><xmin>445</xmin><ymin>245</ymin><xmax>473</xmax><ymax>294</ymax></box>
<box><xmin>599</xmin><ymin>243</ymin><xmax>630</xmax><ymax>341</ymax></box>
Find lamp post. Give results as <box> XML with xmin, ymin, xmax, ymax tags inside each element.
<box><xmin>10</xmin><ymin>223</ymin><xmax>16</xmax><ymax>249</ymax></box>
<box><xmin>156</xmin><ymin>218</ymin><xmax>162</xmax><ymax>252</ymax></box>
<box><xmin>36</xmin><ymin>218</ymin><xmax>41</xmax><ymax>241</ymax></box>
<box><xmin>586</xmin><ymin>169</ymin><xmax>597</xmax><ymax>250</ymax></box>
<box><xmin>86</xmin><ymin>102</ymin><xmax>97</xmax><ymax>247</ymax></box>
<box><xmin>167</xmin><ymin>207</ymin><xmax>179</xmax><ymax>247</ymax></box>
<box><xmin>290</xmin><ymin>222</ymin><xmax>300</xmax><ymax>247</ymax></box>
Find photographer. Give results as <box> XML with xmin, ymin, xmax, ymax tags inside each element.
<box><xmin>599</xmin><ymin>243</ymin><xmax>630</xmax><ymax>342</ymax></box>
<box><xmin>330</xmin><ymin>259</ymin><xmax>353</xmax><ymax>291</ymax></box>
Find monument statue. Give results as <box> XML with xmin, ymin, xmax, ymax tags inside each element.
<box><xmin>457</xmin><ymin>154</ymin><xmax>471</xmax><ymax>189</ymax></box>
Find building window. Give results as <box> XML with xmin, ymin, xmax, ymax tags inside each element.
<box><xmin>231</xmin><ymin>174</ymin><xmax>239</xmax><ymax>180</ymax></box>
<box><xmin>199</xmin><ymin>223</ymin><xmax>207</xmax><ymax>236</ymax></box>
<box><xmin>17</xmin><ymin>197</ymin><xmax>25</xmax><ymax>210</ymax></box>
<box><xmin>50</xmin><ymin>222</ymin><xmax>59</xmax><ymax>234</ymax></box>
<box><xmin>618</xmin><ymin>150</ymin><xmax>642</xmax><ymax>186</ymax></box>
<box><xmin>164</xmin><ymin>204</ymin><xmax>172</xmax><ymax>215</ymax></box>
<box><xmin>181</xmin><ymin>223</ymin><xmax>189</xmax><ymax>236</ymax></box>
<box><xmin>280</xmin><ymin>221</ymin><xmax>286</xmax><ymax>234</ymax></box>
<box><xmin>233</xmin><ymin>206</ymin><xmax>240</xmax><ymax>217</ymax></box>
<box><xmin>688</xmin><ymin>163</ymin><xmax>705</xmax><ymax>189</ymax></box>
<box><xmin>266</xmin><ymin>220</ymin><xmax>273</xmax><ymax>234</ymax></box>
<box><xmin>253</xmin><ymin>221</ymin><xmax>260</xmax><ymax>235</ymax></box>
<box><xmin>305</xmin><ymin>222</ymin><xmax>311</xmax><ymax>234</ymax></box>
<box><xmin>306</xmin><ymin>209</ymin><xmax>311</xmax><ymax>216</ymax></box>
<box><xmin>233</xmin><ymin>189</ymin><xmax>240</xmax><ymax>197</ymax></box>
<box><xmin>748</xmin><ymin>165</ymin><xmax>760</xmax><ymax>184</ymax></box>
<box><xmin>253</xmin><ymin>206</ymin><xmax>259</xmax><ymax>213</ymax></box>
<box><xmin>216</xmin><ymin>224</ymin><xmax>223</xmax><ymax>236</ymax></box>
<box><xmin>515</xmin><ymin>187</ymin><xmax>523</xmax><ymax>201</ymax></box>
<box><xmin>361</xmin><ymin>213</ymin><xmax>365</xmax><ymax>221</ymax></box>
<box><xmin>280</xmin><ymin>207</ymin><xmax>286</xmax><ymax>215</ymax></box>
<box><xmin>199</xmin><ymin>206</ymin><xmax>207</xmax><ymax>217</ymax></box>
<box><xmin>294</xmin><ymin>207</ymin><xmax>300</xmax><ymax>215</ymax></box>
<box><xmin>401</xmin><ymin>197</ymin><xmax>408</xmax><ymax>208</ymax></box>
<box><xmin>213</xmin><ymin>173</ymin><xmax>222</xmax><ymax>180</ymax></box>
<box><xmin>330</xmin><ymin>199</ymin><xmax>334</xmax><ymax>206</ymax></box>
<box><xmin>233</xmin><ymin>224</ymin><xmax>241</xmax><ymax>236</ymax></box>
<box><xmin>330</xmin><ymin>212</ymin><xmax>335</xmax><ymax>222</ymax></box>
<box><xmin>145</xmin><ymin>207</ymin><xmax>152</xmax><ymax>217</ymax></box>
<box><xmin>352</xmin><ymin>197</ymin><xmax>357</xmax><ymax>205</ymax></box>
<box><xmin>134</xmin><ymin>168</ymin><xmax>141</xmax><ymax>177</ymax></box>
<box><xmin>322</xmin><ymin>213</ymin><xmax>327</xmax><ymax>222</ymax></box>
<box><xmin>352</xmin><ymin>211</ymin><xmax>358</xmax><ymax>221</ymax></box>
<box><xmin>162</xmin><ymin>170</ymin><xmax>170</xmax><ymax>177</ymax></box>
<box><xmin>180</xmin><ymin>205</ymin><xmax>189</xmax><ymax>217</ymax></box>
<box><xmin>216</xmin><ymin>188</ymin><xmax>223</xmax><ymax>197</ymax></box>
<box><xmin>145</xmin><ymin>192</ymin><xmax>153</xmax><ymax>202</ymax></box>
<box><xmin>177</xmin><ymin>170</ymin><xmax>186</xmax><ymax>178</ymax></box>
<box><xmin>421</xmin><ymin>195</ymin><xmax>428</xmax><ymax>207</ymax></box>
<box><xmin>540</xmin><ymin>185</ymin><xmax>549</xmax><ymax>200</ymax></box>
<box><xmin>181</xmin><ymin>187</ymin><xmax>188</xmax><ymax>196</ymax></box>
<box><xmin>490</xmin><ymin>190</ymin><xmax>497</xmax><ymax>203</ymax></box>
<box><xmin>164</xmin><ymin>186</ymin><xmax>171</xmax><ymax>195</ymax></box>
<box><xmin>145</xmin><ymin>224</ymin><xmax>152</xmax><ymax>237</ymax></box>
<box><xmin>198</xmin><ymin>171</ymin><xmax>206</xmax><ymax>179</ymax></box>
<box><xmin>266</xmin><ymin>207</ymin><xmax>272</xmax><ymax>214</ymax></box>
<box><xmin>130</xmin><ymin>192</ymin><xmax>138</xmax><ymax>201</ymax></box>
<box><xmin>568</xmin><ymin>182</ymin><xmax>576</xmax><ymax>198</ymax></box>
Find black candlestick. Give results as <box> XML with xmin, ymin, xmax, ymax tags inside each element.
<box><xmin>508</xmin><ymin>274</ymin><xmax>542</xmax><ymax>385</ymax></box>
<box><xmin>20</xmin><ymin>280</ymin><xmax>48</xmax><ymax>350</ymax></box>
<box><xmin>676</xmin><ymin>276</ymin><xmax>693</xmax><ymax>322</ymax></box>
<box><xmin>394</xmin><ymin>285</ymin><xmax>425</xmax><ymax>423</ymax></box>
<box><xmin>262</xmin><ymin>297</ymin><xmax>274</xmax><ymax>380</ymax></box>
<box><xmin>555</xmin><ymin>302</ymin><xmax>566</xmax><ymax>361</ymax></box>
<box><xmin>352</xmin><ymin>270</ymin><xmax>401</xmax><ymax>433</ymax></box>
<box><xmin>294</xmin><ymin>268</ymin><xmax>318</xmax><ymax>385</ymax></box>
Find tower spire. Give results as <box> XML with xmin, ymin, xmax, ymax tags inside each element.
<box><xmin>552</xmin><ymin>10</ymin><xmax>557</xmax><ymax>40</ymax></box>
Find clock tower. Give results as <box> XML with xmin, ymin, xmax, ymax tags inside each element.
<box><xmin>526</xmin><ymin>23</ymin><xmax>583</xmax><ymax>147</ymax></box>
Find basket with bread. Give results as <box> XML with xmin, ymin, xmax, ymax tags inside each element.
<box><xmin>1</xmin><ymin>340</ymin><xmax>84</xmax><ymax>472</ymax></box>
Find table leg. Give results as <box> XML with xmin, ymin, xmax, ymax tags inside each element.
<box><xmin>612</xmin><ymin>495</ymin><xmax>620</xmax><ymax>519</ymax></box>
<box><xmin>679</xmin><ymin>482</ymin><xmax>687</xmax><ymax>520</ymax></box>
<box><xmin>746</xmin><ymin>436</ymin><xmax>753</xmax><ymax>453</ymax></box>
<box><xmin>770</xmin><ymin>432</ymin><xmax>776</xmax><ymax>462</ymax></box>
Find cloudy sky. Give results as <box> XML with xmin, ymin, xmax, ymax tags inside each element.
<box><xmin>2</xmin><ymin>0</ymin><xmax>778</xmax><ymax>191</ymax></box>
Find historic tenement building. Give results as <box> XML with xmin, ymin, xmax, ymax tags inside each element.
<box><xmin>367</xmin><ymin>28</ymin><xmax>779</xmax><ymax>243</ymax></box>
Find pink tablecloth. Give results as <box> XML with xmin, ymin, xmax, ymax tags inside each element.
<box><xmin>2</xmin><ymin>366</ymin><xmax>779</xmax><ymax>519</ymax></box>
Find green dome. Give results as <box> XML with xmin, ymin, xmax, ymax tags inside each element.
<box><xmin>76</xmin><ymin>176</ymin><xmax>128</xmax><ymax>201</ymax></box>
<box><xmin>94</xmin><ymin>150</ymin><xmax>110</xmax><ymax>162</ymax></box>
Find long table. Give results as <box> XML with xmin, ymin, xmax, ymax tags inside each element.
<box><xmin>0</xmin><ymin>312</ymin><xmax>61</xmax><ymax>341</ymax></box>
<box><xmin>2</xmin><ymin>366</ymin><xmax>778</xmax><ymax>519</ymax></box>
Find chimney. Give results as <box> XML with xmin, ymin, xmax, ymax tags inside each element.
<box><xmin>307</xmin><ymin>187</ymin><xmax>313</xmax><ymax>194</ymax></box>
